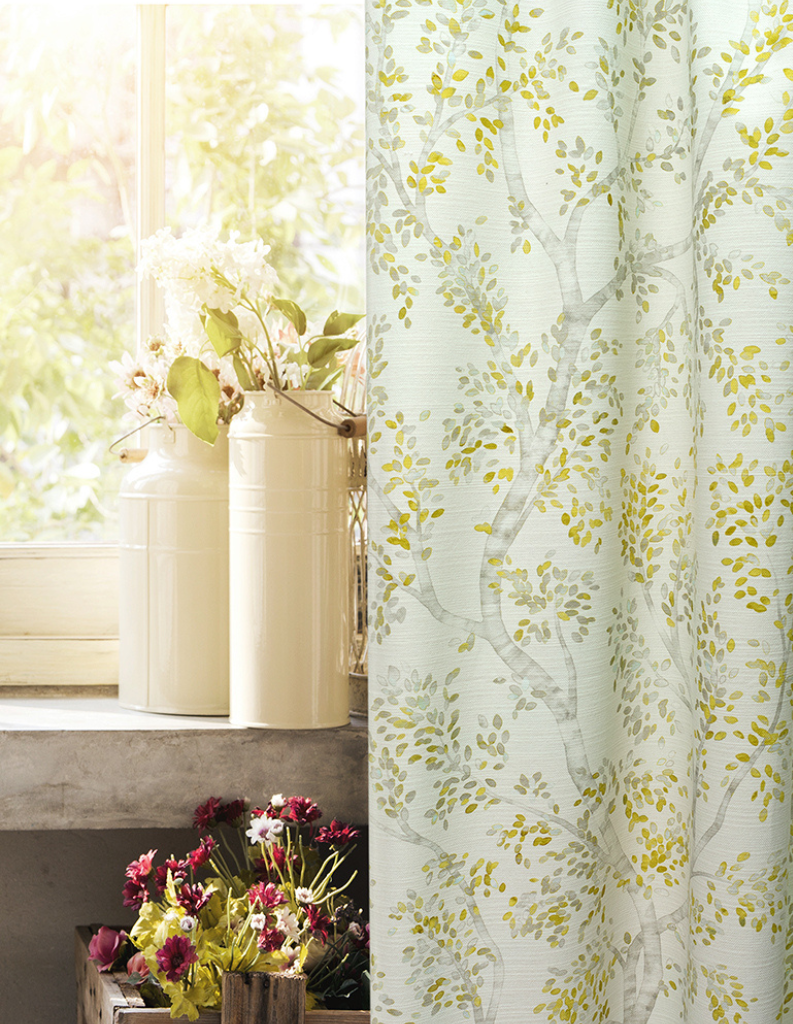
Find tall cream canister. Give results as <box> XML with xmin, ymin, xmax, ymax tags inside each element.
<box><xmin>228</xmin><ymin>390</ymin><xmax>349</xmax><ymax>728</ymax></box>
<box><xmin>118</xmin><ymin>422</ymin><xmax>230</xmax><ymax>714</ymax></box>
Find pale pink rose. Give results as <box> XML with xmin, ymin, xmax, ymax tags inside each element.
<box><xmin>127</xmin><ymin>951</ymin><xmax>150</xmax><ymax>980</ymax></box>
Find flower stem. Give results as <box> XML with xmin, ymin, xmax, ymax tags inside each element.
<box><xmin>237</xmin><ymin>822</ymin><xmax>251</xmax><ymax>872</ymax></box>
<box><xmin>209</xmin><ymin>846</ymin><xmax>239</xmax><ymax>887</ymax></box>
<box><xmin>219</xmin><ymin>830</ymin><xmax>244</xmax><ymax>876</ymax></box>
<box><xmin>242</xmin><ymin>297</ymin><xmax>281</xmax><ymax>390</ymax></box>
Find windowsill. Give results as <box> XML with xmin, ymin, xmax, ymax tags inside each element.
<box><xmin>0</xmin><ymin>692</ymin><xmax>367</xmax><ymax>831</ymax></box>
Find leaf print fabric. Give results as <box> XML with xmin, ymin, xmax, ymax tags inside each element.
<box><xmin>367</xmin><ymin>1</ymin><xmax>793</xmax><ymax>1021</ymax></box>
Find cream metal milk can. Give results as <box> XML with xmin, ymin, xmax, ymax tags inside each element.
<box><xmin>118</xmin><ymin>422</ymin><xmax>230</xmax><ymax>714</ymax></box>
<box><xmin>228</xmin><ymin>390</ymin><xmax>349</xmax><ymax>728</ymax></box>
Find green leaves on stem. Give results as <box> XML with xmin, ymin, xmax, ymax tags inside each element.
<box><xmin>166</xmin><ymin>356</ymin><xmax>221</xmax><ymax>444</ymax></box>
<box><xmin>166</xmin><ymin>300</ymin><xmax>363</xmax><ymax>444</ymax></box>
<box><xmin>307</xmin><ymin>334</ymin><xmax>360</xmax><ymax>368</ymax></box>
<box><xmin>271</xmin><ymin>297</ymin><xmax>307</xmax><ymax>336</ymax></box>
<box><xmin>323</xmin><ymin>310</ymin><xmax>364</xmax><ymax>337</ymax></box>
<box><xmin>203</xmin><ymin>308</ymin><xmax>243</xmax><ymax>357</ymax></box>
<box><xmin>303</xmin><ymin>311</ymin><xmax>364</xmax><ymax>386</ymax></box>
<box><xmin>233</xmin><ymin>354</ymin><xmax>255</xmax><ymax>391</ymax></box>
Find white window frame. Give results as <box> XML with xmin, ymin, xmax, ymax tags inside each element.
<box><xmin>0</xmin><ymin>6</ymin><xmax>165</xmax><ymax>689</ymax></box>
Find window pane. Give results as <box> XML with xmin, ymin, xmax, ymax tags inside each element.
<box><xmin>0</xmin><ymin>3</ymin><xmax>365</xmax><ymax>543</ymax></box>
<box><xmin>0</xmin><ymin>4</ymin><xmax>135</xmax><ymax>541</ymax></box>
<box><xmin>166</xmin><ymin>3</ymin><xmax>365</xmax><ymax>312</ymax></box>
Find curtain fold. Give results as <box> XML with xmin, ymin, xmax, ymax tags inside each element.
<box><xmin>366</xmin><ymin>1</ymin><xmax>793</xmax><ymax>1020</ymax></box>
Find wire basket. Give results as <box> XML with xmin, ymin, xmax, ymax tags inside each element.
<box><xmin>339</xmin><ymin>348</ymin><xmax>368</xmax><ymax>687</ymax></box>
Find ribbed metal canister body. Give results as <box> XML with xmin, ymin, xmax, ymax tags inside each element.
<box><xmin>118</xmin><ymin>423</ymin><xmax>230</xmax><ymax>714</ymax></box>
<box><xmin>228</xmin><ymin>391</ymin><xmax>349</xmax><ymax>728</ymax></box>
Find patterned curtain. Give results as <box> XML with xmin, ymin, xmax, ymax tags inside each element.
<box><xmin>366</xmin><ymin>1</ymin><xmax>793</xmax><ymax>1021</ymax></box>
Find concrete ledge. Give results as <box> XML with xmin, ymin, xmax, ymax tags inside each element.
<box><xmin>0</xmin><ymin>696</ymin><xmax>368</xmax><ymax>830</ymax></box>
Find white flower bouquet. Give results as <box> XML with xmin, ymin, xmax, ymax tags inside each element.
<box><xmin>113</xmin><ymin>229</ymin><xmax>363</xmax><ymax>443</ymax></box>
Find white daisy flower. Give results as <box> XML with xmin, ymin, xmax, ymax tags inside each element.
<box><xmin>275</xmin><ymin>908</ymin><xmax>301</xmax><ymax>941</ymax></box>
<box><xmin>246</xmin><ymin>816</ymin><xmax>284</xmax><ymax>845</ymax></box>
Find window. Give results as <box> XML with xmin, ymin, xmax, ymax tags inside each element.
<box><xmin>0</xmin><ymin>4</ymin><xmax>136</xmax><ymax>542</ymax></box>
<box><xmin>0</xmin><ymin>3</ymin><xmax>364</xmax><ymax>687</ymax></box>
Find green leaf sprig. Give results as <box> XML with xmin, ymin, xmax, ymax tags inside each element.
<box><xmin>168</xmin><ymin>292</ymin><xmax>362</xmax><ymax>443</ymax></box>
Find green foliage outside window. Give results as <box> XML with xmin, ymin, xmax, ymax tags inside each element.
<box><xmin>167</xmin><ymin>5</ymin><xmax>365</xmax><ymax>311</ymax></box>
<box><xmin>0</xmin><ymin>4</ymin><xmax>363</xmax><ymax>542</ymax></box>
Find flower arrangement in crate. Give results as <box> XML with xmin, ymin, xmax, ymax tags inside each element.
<box><xmin>87</xmin><ymin>793</ymin><xmax>369</xmax><ymax>1021</ymax></box>
<box><xmin>114</xmin><ymin>229</ymin><xmax>363</xmax><ymax>443</ymax></box>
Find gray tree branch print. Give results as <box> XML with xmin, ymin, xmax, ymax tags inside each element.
<box><xmin>367</xmin><ymin>2</ymin><xmax>793</xmax><ymax>1021</ymax></box>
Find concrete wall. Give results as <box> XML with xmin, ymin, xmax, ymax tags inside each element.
<box><xmin>0</xmin><ymin>827</ymin><xmax>368</xmax><ymax>1024</ymax></box>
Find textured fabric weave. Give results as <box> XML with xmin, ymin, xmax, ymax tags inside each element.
<box><xmin>367</xmin><ymin>1</ymin><xmax>793</xmax><ymax>1021</ymax></box>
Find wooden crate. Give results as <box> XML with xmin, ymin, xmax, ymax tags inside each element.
<box><xmin>76</xmin><ymin>927</ymin><xmax>370</xmax><ymax>1024</ymax></box>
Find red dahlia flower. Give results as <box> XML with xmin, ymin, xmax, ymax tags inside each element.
<box><xmin>256</xmin><ymin>927</ymin><xmax>285</xmax><ymax>952</ymax></box>
<box><xmin>125</xmin><ymin>848</ymin><xmax>157</xmax><ymax>881</ymax></box>
<box><xmin>254</xmin><ymin>843</ymin><xmax>298</xmax><ymax>882</ymax></box>
<box><xmin>176</xmin><ymin>882</ymin><xmax>212</xmax><ymax>913</ymax></box>
<box><xmin>305</xmin><ymin>903</ymin><xmax>332</xmax><ymax>942</ymax></box>
<box><xmin>154</xmin><ymin>858</ymin><xmax>189</xmax><ymax>894</ymax></box>
<box><xmin>218</xmin><ymin>799</ymin><xmax>247</xmax><ymax>827</ymax></box>
<box><xmin>192</xmin><ymin>796</ymin><xmax>222</xmax><ymax>830</ymax></box>
<box><xmin>122</xmin><ymin>878</ymin><xmax>149</xmax><ymax>910</ymax></box>
<box><xmin>283</xmin><ymin>796</ymin><xmax>322</xmax><ymax>825</ymax></box>
<box><xmin>156</xmin><ymin>935</ymin><xmax>198</xmax><ymax>982</ymax></box>
<box><xmin>248</xmin><ymin>881</ymin><xmax>287</xmax><ymax>909</ymax></box>
<box><xmin>187</xmin><ymin>835</ymin><xmax>216</xmax><ymax>870</ymax></box>
<box><xmin>315</xmin><ymin>820</ymin><xmax>360</xmax><ymax>846</ymax></box>
<box><xmin>270</xmin><ymin>845</ymin><xmax>290</xmax><ymax>871</ymax></box>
